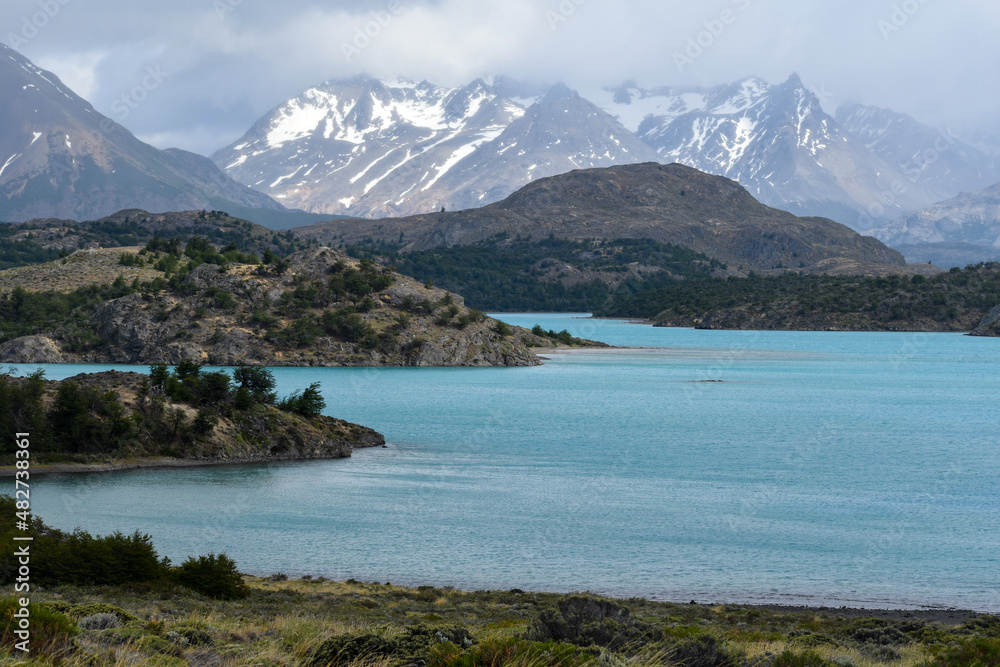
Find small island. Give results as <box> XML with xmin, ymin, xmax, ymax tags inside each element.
<box><xmin>0</xmin><ymin>365</ymin><xmax>384</xmax><ymax>475</ymax></box>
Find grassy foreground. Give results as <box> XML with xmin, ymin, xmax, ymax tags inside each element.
<box><xmin>3</xmin><ymin>577</ymin><xmax>998</xmax><ymax>666</ymax></box>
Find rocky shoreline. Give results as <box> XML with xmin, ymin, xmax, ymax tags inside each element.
<box><xmin>0</xmin><ymin>444</ymin><xmax>386</xmax><ymax>478</ymax></box>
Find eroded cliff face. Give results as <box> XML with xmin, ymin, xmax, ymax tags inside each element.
<box><xmin>970</xmin><ymin>305</ymin><xmax>1000</xmax><ymax>337</ymax></box>
<box><xmin>0</xmin><ymin>247</ymin><xmax>543</xmax><ymax>367</ymax></box>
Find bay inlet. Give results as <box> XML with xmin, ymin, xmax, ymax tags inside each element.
<box><xmin>23</xmin><ymin>315</ymin><xmax>1000</xmax><ymax>611</ymax></box>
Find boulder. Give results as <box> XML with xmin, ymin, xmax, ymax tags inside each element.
<box><xmin>970</xmin><ymin>304</ymin><xmax>1000</xmax><ymax>337</ymax></box>
<box><xmin>0</xmin><ymin>335</ymin><xmax>65</xmax><ymax>363</ymax></box>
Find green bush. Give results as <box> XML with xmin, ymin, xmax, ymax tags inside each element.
<box><xmin>664</xmin><ymin>635</ymin><xmax>740</xmax><ymax>667</ymax></box>
<box><xmin>526</xmin><ymin>596</ymin><xmax>650</xmax><ymax>651</ymax></box>
<box><xmin>429</xmin><ymin>637</ymin><xmax>588</xmax><ymax>667</ymax></box>
<box><xmin>307</xmin><ymin>624</ymin><xmax>476</xmax><ymax>667</ymax></box>
<box><xmin>0</xmin><ymin>597</ymin><xmax>77</xmax><ymax>658</ymax></box>
<box><xmin>278</xmin><ymin>382</ymin><xmax>326</xmax><ymax>417</ymax></box>
<box><xmin>772</xmin><ymin>650</ymin><xmax>836</xmax><ymax>666</ymax></box>
<box><xmin>935</xmin><ymin>637</ymin><xmax>1000</xmax><ymax>666</ymax></box>
<box><xmin>0</xmin><ymin>497</ymin><xmax>168</xmax><ymax>587</ymax></box>
<box><xmin>174</xmin><ymin>553</ymin><xmax>249</xmax><ymax>600</ymax></box>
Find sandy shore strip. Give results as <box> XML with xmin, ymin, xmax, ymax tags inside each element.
<box><xmin>0</xmin><ymin>454</ymin><xmax>369</xmax><ymax>477</ymax></box>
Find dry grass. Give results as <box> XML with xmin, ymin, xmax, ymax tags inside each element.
<box><xmin>0</xmin><ymin>247</ymin><xmax>162</xmax><ymax>295</ymax></box>
<box><xmin>1</xmin><ymin>576</ymin><xmax>982</xmax><ymax>667</ymax></box>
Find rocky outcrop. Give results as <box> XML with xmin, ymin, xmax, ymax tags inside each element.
<box><xmin>970</xmin><ymin>305</ymin><xmax>1000</xmax><ymax>337</ymax></box>
<box><xmin>2</xmin><ymin>247</ymin><xmax>550</xmax><ymax>367</ymax></box>
<box><xmin>0</xmin><ymin>335</ymin><xmax>65</xmax><ymax>363</ymax></box>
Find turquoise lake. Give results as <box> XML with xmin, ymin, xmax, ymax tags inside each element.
<box><xmin>18</xmin><ymin>314</ymin><xmax>1000</xmax><ymax>611</ymax></box>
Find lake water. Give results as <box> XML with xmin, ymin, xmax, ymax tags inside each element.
<box><xmin>19</xmin><ymin>315</ymin><xmax>1000</xmax><ymax>611</ymax></box>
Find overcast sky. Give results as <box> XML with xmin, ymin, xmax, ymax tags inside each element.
<box><xmin>3</xmin><ymin>0</ymin><xmax>998</xmax><ymax>156</ymax></box>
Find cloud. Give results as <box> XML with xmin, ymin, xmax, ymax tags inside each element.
<box><xmin>3</xmin><ymin>0</ymin><xmax>998</xmax><ymax>155</ymax></box>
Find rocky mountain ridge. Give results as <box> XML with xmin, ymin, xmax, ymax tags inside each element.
<box><xmin>867</xmin><ymin>181</ymin><xmax>1000</xmax><ymax>267</ymax></box>
<box><xmin>294</xmin><ymin>163</ymin><xmax>927</xmax><ymax>277</ymax></box>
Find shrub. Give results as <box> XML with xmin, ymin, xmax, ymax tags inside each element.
<box><xmin>78</xmin><ymin>613</ymin><xmax>122</xmax><ymax>631</ymax></box>
<box><xmin>772</xmin><ymin>650</ymin><xmax>836</xmax><ymax>666</ymax></box>
<box><xmin>0</xmin><ymin>597</ymin><xmax>77</xmax><ymax>658</ymax></box>
<box><xmin>0</xmin><ymin>503</ymin><xmax>167</xmax><ymax>587</ymax></box>
<box><xmin>64</xmin><ymin>603</ymin><xmax>137</xmax><ymax>624</ymax></box>
<box><xmin>839</xmin><ymin>618</ymin><xmax>910</xmax><ymax>647</ymax></box>
<box><xmin>665</xmin><ymin>635</ymin><xmax>740</xmax><ymax>667</ymax></box>
<box><xmin>307</xmin><ymin>624</ymin><xmax>475</xmax><ymax>667</ymax></box>
<box><xmin>526</xmin><ymin>596</ymin><xmax>649</xmax><ymax>651</ymax></box>
<box><xmin>278</xmin><ymin>382</ymin><xmax>326</xmax><ymax>417</ymax></box>
<box><xmin>935</xmin><ymin>637</ymin><xmax>1000</xmax><ymax>666</ymax></box>
<box><xmin>174</xmin><ymin>553</ymin><xmax>249</xmax><ymax>600</ymax></box>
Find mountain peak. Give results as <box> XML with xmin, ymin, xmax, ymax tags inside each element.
<box><xmin>541</xmin><ymin>83</ymin><xmax>579</xmax><ymax>103</ymax></box>
<box><xmin>213</xmin><ymin>76</ymin><xmax>660</xmax><ymax>218</ymax></box>
<box><xmin>0</xmin><ymin>44</ymin><xmax>285</xmax><ymax>223</ymax></box>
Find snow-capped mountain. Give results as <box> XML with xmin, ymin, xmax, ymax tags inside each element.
<box><xmin>836</xmin><ymin>104</ymin><xmax>999</xmax><ymax>202</ymax></box>
<box><xmin>212</xmin><ymin>77</ymin><xmax>660</xmax><ymax>218</ymax></box>
<box><xmin>214</xmin><ymin>72</ymin><xmax>1000</xmax><ymax>228</ymax></box>
<box><xmin>0</xmin><ymin>43</ymin><xmax>287</xmax><ymax>223</ymax></box>
<box><xmin>414</xmin><ymin>84</ymin><xmax>662</xmax><ymax>213</ymax></box>
<box><xmin>595</xmin><ymin>74</ymin><xmax>949</xmax><ymax>228</ymax></box>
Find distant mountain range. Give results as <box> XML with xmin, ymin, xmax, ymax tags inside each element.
<box><xmin>4</xmin><ymin>39</ymin><xmax>999</xmax><ymax>259</ymax></box>
<box><xmin>866</xmin><ymin>181</ymin><xmax>1000</xmax><ymax>267</ymax></box>
<box><xmin>0</xmin><ymin>44</ymin><xmax>327</xmax><ymax>228</ymax></box>
<box><xmin>599</xmin><ymin>77</ymin><xmax>998</xmax><ymax>227</ymax></box>
<box><xmin>214</xmin><ymin>74</ymin><xmax>999</xmax><ymax>232</ymax></box>
<box><xmin>211</xmin><ymin>77</ymin><xmax>660</xmax><ymax>219</ymax></box>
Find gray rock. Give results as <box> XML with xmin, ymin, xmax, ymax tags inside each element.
<box><xmin>92</xmin><ymin>293</ymin><xmax>160</xmax><ymax>358</ymax></box>
<box><xmin>210</xmin><ymin>329</ymin><xmax>255</xmax><ymax>365</ymax></box>
<box><xmin>971</xmin><ymin>304</ymin><xmax>1000</xmax><ymax>337</ymax></box>
<box><xmin>0</xmin><ymin>335</ymin><xmax>66</xmax><ymax>363</ymax></box>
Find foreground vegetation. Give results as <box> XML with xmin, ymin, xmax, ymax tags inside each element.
<box><xmin>597</xmin><ymin>263</ymin><xmax>1000</xmax><ymax>332</ymax></box>
<box><xmin>2</xmin><ymin>503</ymin><xmax>998</xmax><ymax>665</ymax></box>
<box><xmin>347</xmin><ymin>236</ymin><xmax>724</xmax><ymax>312</ymax></box>
<box><xmin>4</xmin><ymin>574</ymin><xmax>999</xmax><ymax>664</ymax></box>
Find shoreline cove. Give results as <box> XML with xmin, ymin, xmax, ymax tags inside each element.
<box><xmin>18</xmin><ymin>317</ymin><xmax>1000</xmax><ymax>620</ymax></box>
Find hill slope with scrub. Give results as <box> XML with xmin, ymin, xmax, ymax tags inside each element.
<box><xmin>0</xmin><ymin>235</ymin><xmax>584</xmax><ymax>366</ymax></box>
